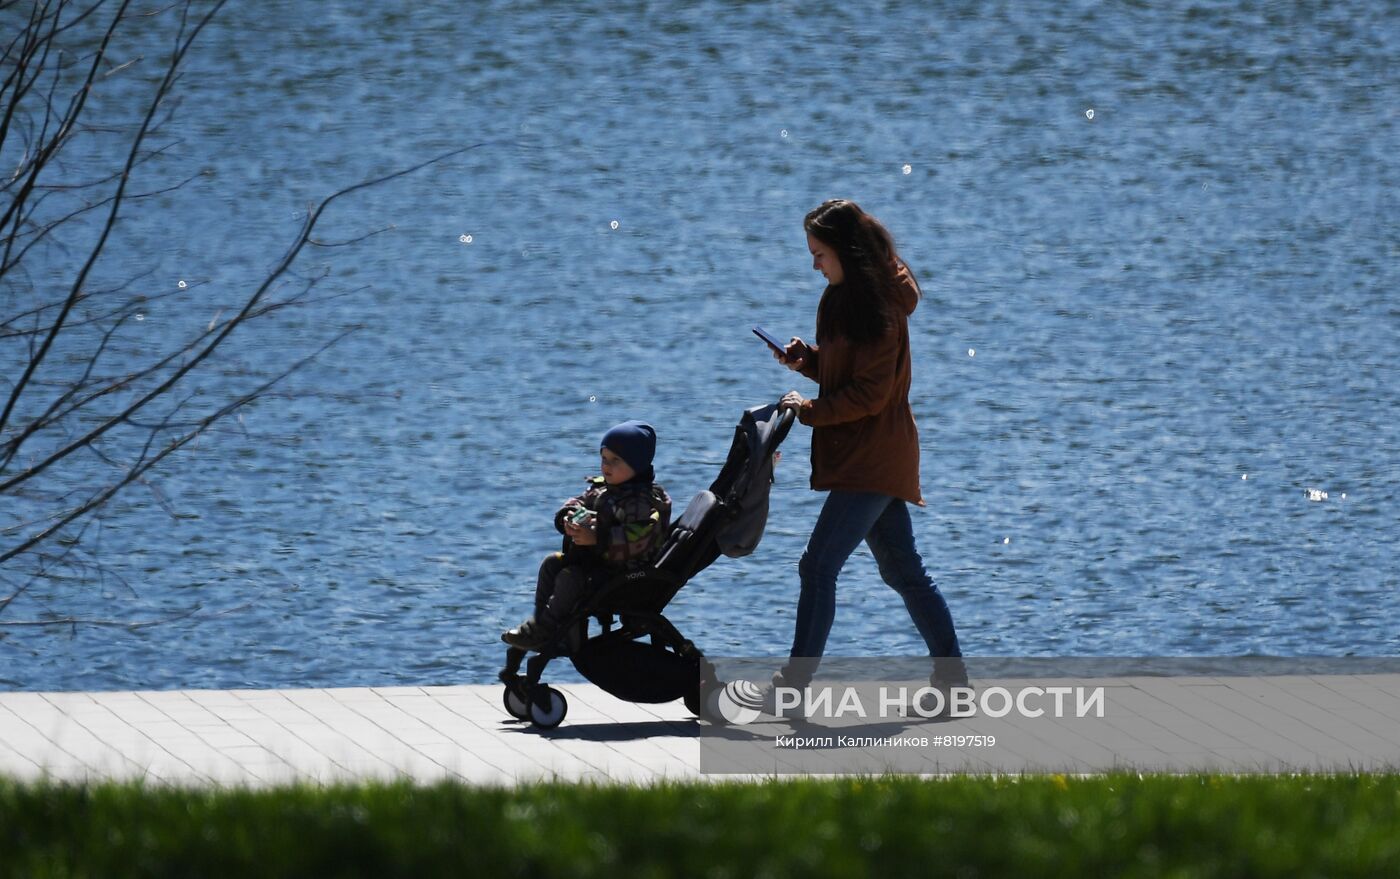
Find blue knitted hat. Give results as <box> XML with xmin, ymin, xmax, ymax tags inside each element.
<box><xmin>600</xmin><ymin>421</ymin><xmax>656</xmax><ymax>475</ymax></box>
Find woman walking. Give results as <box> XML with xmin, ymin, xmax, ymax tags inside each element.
<box><xmin>775</xmin><ymin>199</ymin><xmax>966</xmax><ymax>692</ymax></box>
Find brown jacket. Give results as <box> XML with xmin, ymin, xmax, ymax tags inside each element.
<box><xmin>794</xmin><ymin>265</ymin><xmax>923</xmax><ymax>505</ymax></box>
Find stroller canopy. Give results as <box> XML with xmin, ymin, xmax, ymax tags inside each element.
<box><xmin>709</xmin><ymin>402</ymin><xmax>795</xmax><ymax>559</ymax></box>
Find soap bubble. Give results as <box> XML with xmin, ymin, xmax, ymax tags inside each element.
<box><xmin>1086</xmin><ymin>108</ymin><xmax>1095</xmax><ymax>120</ymax></box>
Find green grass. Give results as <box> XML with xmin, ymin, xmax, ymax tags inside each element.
<box><xmin>3</xmin><ymin>774</ymin><xmax>1400</xmax><ymax>877</ymax></box>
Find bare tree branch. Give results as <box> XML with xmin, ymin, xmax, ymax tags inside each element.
<box><xmin>0</xmin><ymin>603</ymin><xmax>205</xmax><ymax>629</ymax></box>
<box><xmin>0</xmin><ymin>0</ymin><xmax>499</xmax><ymax>634</ymax></box>
<box><xmin>308</xmin><ymin>224</ymin><xmax>396</xmax><ymax>248</ymax></box>
<box><xmin>0</xmin><ymin>280</ymin><xmax>302</xmax><ymax>473</ymax></box>
<box><xmin>0</xmin><ymin>139</ymin><xmax>488</xmax><ymax>496</ymax></box>
<box><xmin>0</xmin><ymin>0</ymin><xmax>142</xmax><ymax>435</ymax></box>
<box><xmin>0</xmin><ymin>327</ymin><xmax>356</xmax><ymax>568</ymax></box>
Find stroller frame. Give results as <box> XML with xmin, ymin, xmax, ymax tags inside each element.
<box><xmin>499</xmin><ymin>405</ymin><xmax>795</xmax><ymax>729</ymax></box>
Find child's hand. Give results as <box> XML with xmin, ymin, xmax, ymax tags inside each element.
<box><xmin>565</xmin><ymin>517</ymin><xmax>598</xmax><ymax>546</ymax></box>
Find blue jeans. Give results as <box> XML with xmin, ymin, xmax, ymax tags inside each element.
<box><xmin>783</xmin><ymin>490</ymin><xmax>964</xmax><ymax>686</ymax></box>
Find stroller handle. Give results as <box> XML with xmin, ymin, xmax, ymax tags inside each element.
<box><xmin>773</xmin><ymin>402</ymin><xmax>797</xmax><ymax>441</ymax></box>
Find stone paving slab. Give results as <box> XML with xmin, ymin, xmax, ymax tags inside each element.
<box><xmin>0</xmin><ymin>685</ymin><xmax>701</xmax><ymax>787</ymax></box>
<box><xmin>1</xmin><ymin>675</ymin><xmax>1397</xmax><ymax>787</ymax></box>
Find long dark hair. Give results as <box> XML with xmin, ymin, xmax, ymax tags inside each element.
<box><xmin>805</xmin><ymin>199</ymin><xmax>920</xmax><ymax>346</ymax></box>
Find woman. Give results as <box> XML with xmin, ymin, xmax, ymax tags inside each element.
<box><xmin>775</xmin><ymin>199</ymin><xmax>966</xmax><ymax>692</ymax></box>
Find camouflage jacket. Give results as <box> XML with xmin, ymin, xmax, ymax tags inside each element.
<box><xmin>555</xmin><ymin>476</ymin><xmax>672</xmax><ymax>571</ymax></box>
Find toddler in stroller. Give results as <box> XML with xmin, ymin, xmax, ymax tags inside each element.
<box><xmin>499</xmin><ymin>402</ymin><xmax>795</xmax><ymax>728</ymax></box>
<box><xmin>502</xmin><ymin>420</ymin><xmax>673</xmax><ymax>652</ymax></box>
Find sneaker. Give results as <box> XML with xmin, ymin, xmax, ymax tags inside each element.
<box><xmin>760</xmin><ymin>670</ymin><xmax>809</xmax><ymax>719</ymax></box>
<box><xmin>501</xmin><ymin>619</ymin><xmax>554</xmax><ymax>651</ymax></box>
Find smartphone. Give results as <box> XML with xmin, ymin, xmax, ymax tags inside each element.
<box><xmin>753</xmin><ymin>326</ymin><xmax>788</xmax><ymax>356</ymax></box>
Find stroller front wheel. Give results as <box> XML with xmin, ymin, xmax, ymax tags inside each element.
<box><xmin>529</xmin><ymin>686</ymin><xmax>568</xmax><ymax>729</ymax></box>
<box><xmin>502</xmin><ymin>684</ymin><xmax>530</xmax><ymax>720</ymax></box>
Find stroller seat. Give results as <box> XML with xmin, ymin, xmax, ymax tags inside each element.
<box><xmin>499</xmin><ymin>403</ymin><xmax>794</xmax><ymax>729</ymax></box>
<box><xmin>590</xmin><ymin>489</ymin><xmax>722</xmax><ymax>616</ymax></box>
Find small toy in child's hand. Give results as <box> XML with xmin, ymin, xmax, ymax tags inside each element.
<box><xmin>569</xmin><ymin>507</ymin><xmax>595</xmax><ymax>525</ymax></box>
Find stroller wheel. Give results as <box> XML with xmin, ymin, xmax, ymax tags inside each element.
<box><xmin>529</xmin><ymin>686</ymin><xmax>568</xmax><ymax>729</ymax></box>
<box><xmin>683</xmin><ymin>686</ymin><xmax>702</xmax><ymax>717</ymax></box>
<box><xmin>685</xmin><ymin>658</ymin><xmax>718</xmax><ymax>718</ymax></box>
<box><xmin>502</xmin><ymin>685</ymin><xmax>530</xmax><ymax>721</ymax></box>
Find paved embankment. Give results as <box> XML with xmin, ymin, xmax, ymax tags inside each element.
<box><xmin>3</xmin><ymin>673</ymin><xmax>1397</xmax><ymax>786</ymax></box>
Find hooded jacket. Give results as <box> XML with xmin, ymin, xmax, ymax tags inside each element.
<box><xmin>793</xmin><ymin>263</ymin><xmax>924</xmax><ymax>506</ymax></box>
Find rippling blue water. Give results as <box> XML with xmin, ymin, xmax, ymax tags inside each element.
<box><xmin>3</xmin><ymin>0</ymin><xmax>1397</xmax><ymax>690</ymax></box>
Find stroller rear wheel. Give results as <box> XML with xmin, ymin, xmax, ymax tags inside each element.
<box><xmin>529</xmin><ymin>686</ymin><xmax>568</xmax><ymax>729</ymax></box>
<box><xmin>684</xmin><ymin>657</ymin><xmax>719</xmax><ymax>717</ymax></box>
<box><xmin>502</xmin><ymin>685</ymin><xmax>530</xmax><ymax>721</ymax></box>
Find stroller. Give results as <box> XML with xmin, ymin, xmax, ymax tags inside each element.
<box><xmin>499</xmin><ymin>403</ymin><xmax>796</xmax><ymax>729</ymax></box>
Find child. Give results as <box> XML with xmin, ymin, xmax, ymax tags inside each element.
<box><xmin>502</xmin><ymin>420</ymin><xmax>672</xmax><ymax>651</ymax></box>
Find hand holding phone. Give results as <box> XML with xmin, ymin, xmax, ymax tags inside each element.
<box><xmin>753</xmin><ymin>326</ymin><xmax>788</xmax><ymax>356</ymax></box>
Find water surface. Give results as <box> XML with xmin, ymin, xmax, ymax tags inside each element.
<box><xmin>2</xmin><ymin>0</ymin><xmax>1396</xmax><ymax>690</ymax></box>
